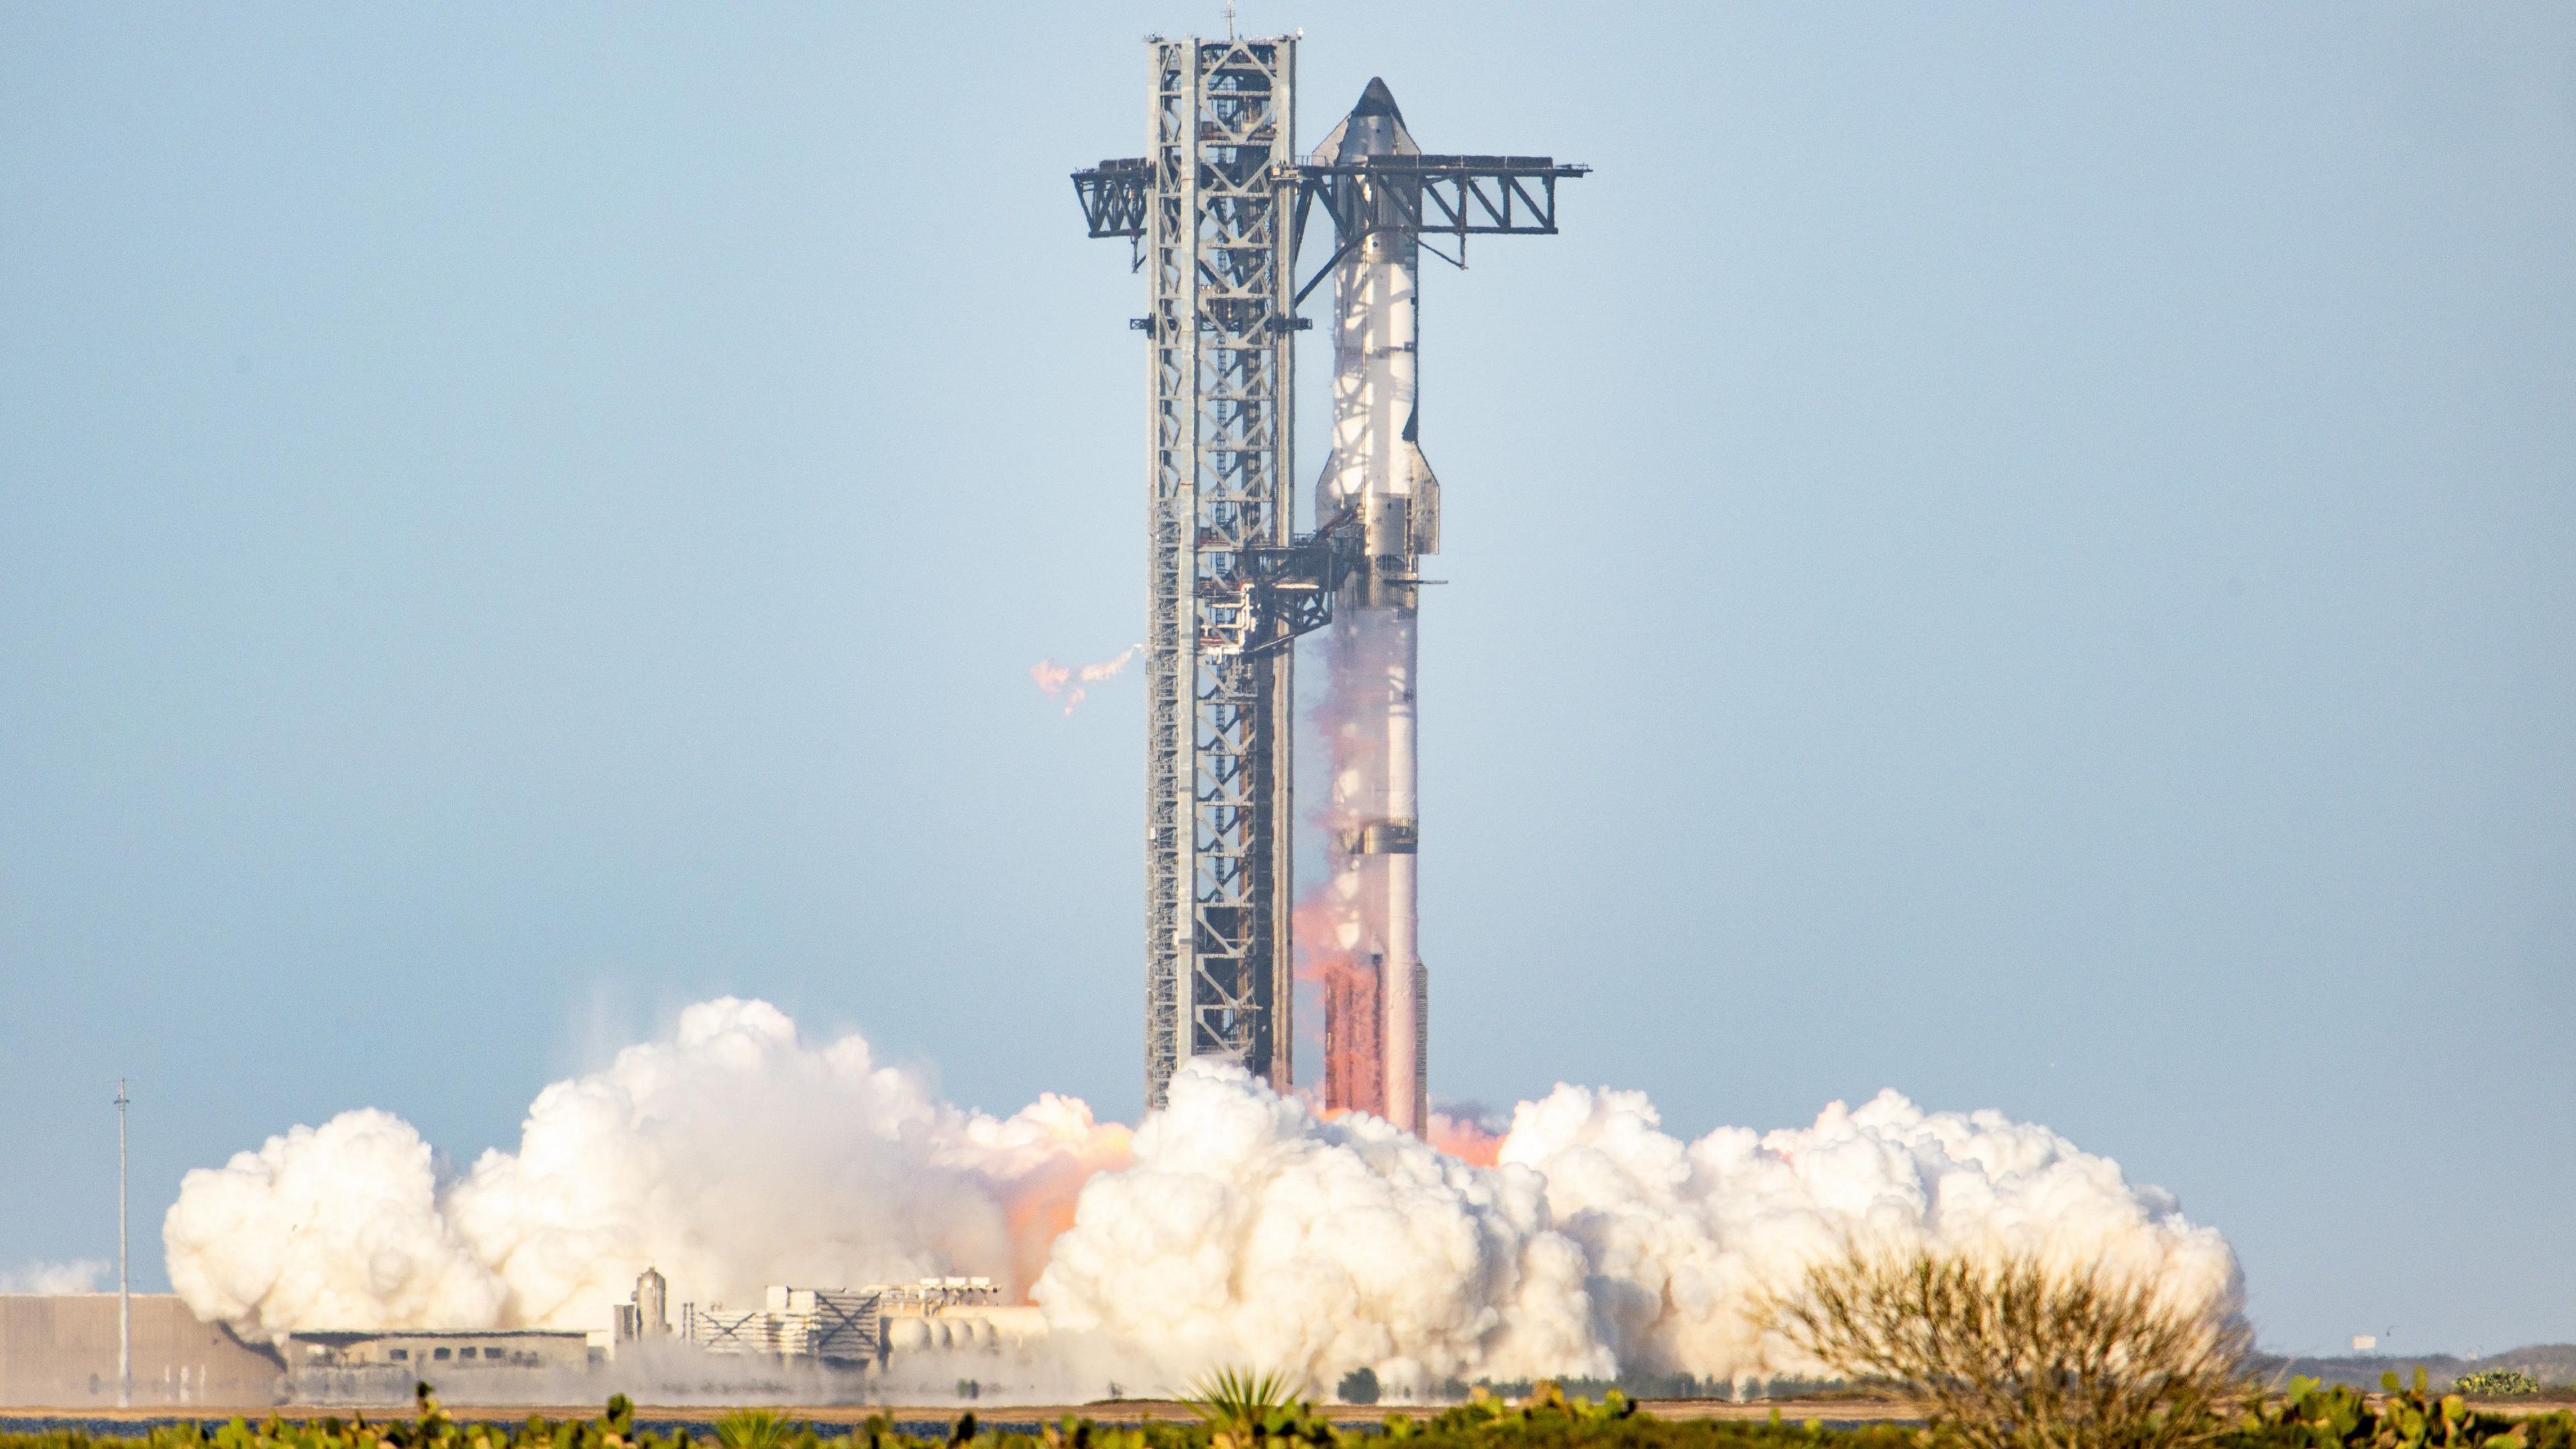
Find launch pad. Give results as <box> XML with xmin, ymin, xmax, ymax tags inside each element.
<box><xmin>1073</xmin><ymin>36</ymin><xmax>1583</xmax><ymax>1123</ymax></box>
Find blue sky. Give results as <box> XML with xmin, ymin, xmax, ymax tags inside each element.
<box><xmin>2</xmin><ymin>3</ymin><xmax>2569</xmax><ymax>1357</ymax></box>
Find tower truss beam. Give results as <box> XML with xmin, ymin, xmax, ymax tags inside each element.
<box><xmin>1126</xmin><ymin>36</ymin><xmax>1302</xmax><ymax>1110</ymax></box>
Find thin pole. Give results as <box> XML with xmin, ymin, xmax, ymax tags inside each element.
<box><xmin>115</xmin><ymin>1078</ymin><xmax>129</xmax><ymax>1409</ymax></box>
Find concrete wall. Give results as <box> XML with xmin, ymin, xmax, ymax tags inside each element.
<box><xmin>0</xmin><ymin>1294</ymin><xmax>284</xmax><ymax>1409</ymax></box>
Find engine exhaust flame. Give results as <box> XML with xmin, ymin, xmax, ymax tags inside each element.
<box><xmin>1030</xmin><ymin>644</ymin><xmax>1142</xmax><ymax>716</ymax></box>
<box><xmin>1426</xmin><ymin>1108</ymin><xmax>1504</xmax><ymax>1167</ymax></box>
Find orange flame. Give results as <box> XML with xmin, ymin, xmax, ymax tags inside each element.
<box><xmin>1427</xmin><ymin>1112</ymin><xmax>1503</xmax><ymax>1167</ymax></box>
<box><xmin>977</xmin><ymin>1094</ymin><xmax>1135</xmax><ymax>1303</ymax></box>
<box><xmin>1030</xmin><ymin>643</ymin><xmax>1142</xmax><ymax>716</ymax></box>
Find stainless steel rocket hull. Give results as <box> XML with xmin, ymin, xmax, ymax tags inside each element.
<box><xmin>1316</xmin><ymin>79</ymin><xmax>1432</xmax><ymax>1134</ymax></box>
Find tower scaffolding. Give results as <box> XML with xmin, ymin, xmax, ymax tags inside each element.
<box><xmin>1101</xmin><ymin>36</ymin><xmax>1302</xmax><ymax>1106</ymax></box>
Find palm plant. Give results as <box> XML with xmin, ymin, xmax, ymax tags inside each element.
<box><xmin>712</xmin><ymin>1409</ymin><xmax>798</xmax><ymax>1449</ymax></box>
<box><xmin>1187</xmin><ymin>1367</ymin><xmax>1302</xmax><ymax>1449</ymax></box>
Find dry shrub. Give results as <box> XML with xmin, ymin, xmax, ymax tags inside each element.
<box><xmin>1760</xmin><ymin>1249</ymin><xmax>2251</xmax><ymax>1449</ymax></box>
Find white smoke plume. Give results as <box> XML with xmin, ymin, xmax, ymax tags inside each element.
<box><xmin>164</xmin><ymin>999</ymin><xmax>1128</xmax><ymax>1342</ymax></box>
<box><xmin>162</xmin><ymin>1108</ymin><xmax>506</xmax><ymax>1334</ymax></box>
<box><xmin>165</xmin><ymin>999</ymin><xmax>2237</xmax><ymax>1395</ymax></box>
<box><xmin>1493</xmin><ymin>1083</ymin><xmax>2239</xmax><ymax>1381</ymax></box>
<box><xmin>1032</xmin><ymin>1067</ymin><xmax>2237</xmax><ymax>1391</ymax></box>
<box><xmin>1030</xmin><ymin>644</ymin><xmax>1142</xmax><ymax>716</ymax></box>
<box><xmin>0</xmin><ymin>1258</ymin><xmax>111</xmax><ymax>1293</ymax></box>
<box><xmin>1034</xmin><ymin>1063</ymin><xmax>1612</xmax><ymax>1389</ymax></box>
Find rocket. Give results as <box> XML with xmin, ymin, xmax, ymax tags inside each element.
<box><xmin>1316</xmin><ymin>78</ymin><xmax>1437</xmax><ymax>1134</ymax></box>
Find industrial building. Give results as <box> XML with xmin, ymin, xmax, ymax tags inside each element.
<box><xmin>1072</xmin><ymin>37</ymin><xmax>1580</xmax><ymax>1125</ymax></box>
<box><xmin>0</xmin><ymin>1293</ymin><xmax>593</xmax><ymax>1409</ymax></box>
<box><xmin>278</xmin><ymin>1329</ymin><xmax>592</xmax><ymax>1404</ymax></box>
<box><xmin>1</xmin><ymin>1269</ymin><xmax>1024</xmax><ymax>1408</ymax></box>
<box><xmin>623</xmin><ymin>1270</ymin><xmax>1036</xmax><ymax>1367</ymax></box>
<box><xmin>0</xmin><ymin>1293</ymin><xmax>282</xmax><ymax>1408</ymax></box>
<box><xmin>871</xmin><ymin>1279</ymin><xmax>1043</xmax><ymax>1355</ymax></box>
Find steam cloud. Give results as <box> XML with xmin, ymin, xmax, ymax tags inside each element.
<box><xmin>164</xmin><ymin>1000</ymin><xmax>1126</xmax><ymax>1344</ymax></box>
<box><xmin>165</xmin><ymin>999</ymin><xmax>2237</xmax><ymax>1394</ymax></box>
<box><xmin>1030</xmin><ymin>645</ymin><xmax>1143</xmax><ymax>716</ymax></box>
<box><xmin>1</xmin><ymin>1259</ymin><xmax>109</xmax><ymax>1294</ymax></box>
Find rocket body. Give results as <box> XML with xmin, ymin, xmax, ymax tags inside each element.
<box><xmin>1316</xmin><ymin>80</ymin><xmax>1433</xmax><ymax>1134</ymax></box>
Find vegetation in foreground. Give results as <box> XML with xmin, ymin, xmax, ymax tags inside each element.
<box><xmin>2454</xmin><ymin>1375</ymin><xmax>2547</xmax><ymax>1402</ymax></box>
<box><xmin>1</xmin><ymin>1371</ymin><xmax>2569</xmax><ymax>1449</ymax></box>
<box><xmin>1762</xmin><ymin>1249</ymin><xmax>2249</xmax><ymax>1449</ymax></box>
<box><xmin>1</xmin><ymin>1250</ymin><xmax>2567</xmax><ymax>1449</ymax></box>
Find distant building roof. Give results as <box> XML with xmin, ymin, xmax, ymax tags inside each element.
<box><xmin>287</xmin><ymin>1329</ymin><xmax>586</xmax><ymax>1345</ymax></box>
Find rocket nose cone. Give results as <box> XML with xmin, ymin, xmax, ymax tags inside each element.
<box><xmin>1327</xmin><ymin>76</ymin><xmax>1418</xmax><ymax>161</ymax></box>
<box><xmin>1352</xmin><ymin>77</ymin><xmax>1405</xmax><ymax>124</ymax></box>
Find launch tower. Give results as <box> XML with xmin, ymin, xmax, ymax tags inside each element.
<box><xmin>1075</xmin><ymin>35</ymin><xmax>1582</xmax><ymax>1116</ymax></box>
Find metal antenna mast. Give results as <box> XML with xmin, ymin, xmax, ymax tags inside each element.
<box><xmin>1075</xmin><ymin>40</ymin><xmax>1583</xmax><ymax>1117</ymax></box>
<box><xmin>115</xmin><ymin>1077</ymin><xmax>129</xmax><ymax>1408</ymax></box>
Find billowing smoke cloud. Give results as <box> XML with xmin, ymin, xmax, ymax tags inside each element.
<box><xmin>165</xmin><ymin>999</ymin><xmax>1128</xmax><ymax>1342</ymax></box>
<box><xmin>1030</xmin><ymin>645</ymin><xmax>1142</xmax><ymax>716</ymax></box>
<box><xmin>1031</xmin><ymin>1066</ymin><xmax>2237</xmax><ymax>1391</ymax></box>
<box><xmin>1493</xmin><ymin>1083</ymin><xmax>2239</xmax><ymax>1381</ymax></box>
<box><xmin>166</xmin><ymin>1000</ymin><xmax>2236</xmax><ymax>1394</ymax></box>
<box><xmin>0</xmin><ymin>1258</ymin><xmax>111</xmax><ymax>1293</ymax></box>
<box><xmin>164</xmin><ymin>1109</ymin><xmax>507</xmax><ymax>1334</ymax></box>
<box><xmin>1034</xmin><ymin>1065</ymin><xmax>1613</xmax><ymax>1389</ymax></box>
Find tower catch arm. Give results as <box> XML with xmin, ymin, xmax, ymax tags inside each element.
<box><xmin>1074</xmin><ymin>155</ymin><xmax>1587</xmax><ymax>241</ymax></box>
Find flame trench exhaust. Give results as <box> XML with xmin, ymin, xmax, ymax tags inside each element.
<box><xmin>1072</xmin><ymin>41</ymin><xmax>1582</xmax><ymax>1126</ymax></box>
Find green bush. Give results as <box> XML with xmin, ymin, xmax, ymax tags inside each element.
<box><xmin>2226</xmin><ymin>1368</ymin><xmax>2574</xmax><ymax>1449</ymax></box>
<box><xmin>1336</xmin><ymin>1369</ymin><xmax>1380</xmax><ymax>1407</ymax></box>
<box><xmin>2456</xmin><ymin>1373</ymin><xmax>2543</xmax><ymax>1400</ymax></box>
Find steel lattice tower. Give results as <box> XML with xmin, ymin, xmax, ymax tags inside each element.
<box><xmin>1078</xmin><ymin>36</ymin><xmax>1582</xmax><ymax>1114</ymax></box>
<box><xmin>1128</xmin><ymin>36</ymin><xmax>1301</xmax><ymax>1106</ymax></box>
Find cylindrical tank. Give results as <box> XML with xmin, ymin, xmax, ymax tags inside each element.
<box><xmin>1318</xmin><ymin>78</ymin><xmax>1432</xmax><ymax>1136</ymax></box>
